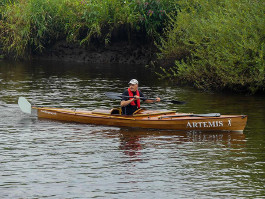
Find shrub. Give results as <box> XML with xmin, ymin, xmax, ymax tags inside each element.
<box><xmin>135</xmin><ymin>0</ymin><xmax>180</xmax><ymax>37</ymax></box>
<box><xmin>157</xmin><ymin>0</ymin><xmax>265</xmax><ymax>93</ymax></box>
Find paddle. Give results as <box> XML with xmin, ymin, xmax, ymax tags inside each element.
<box><xmin>18</xmin><ymin>97</ymin><xmax>32</xmax><ymax>114</ymax></box>
<box><xmin>105</xmin><ymin>92</ymin><xmax>186</xmax><ymax>105</ymax></box>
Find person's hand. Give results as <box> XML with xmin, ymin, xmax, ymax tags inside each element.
<box><xmin>134</xmin><ymin>95</ymin><xmax>140</xmax><ymax>100</ymax></box>
<box><xmin>155</xmin><ymin>97</ymin><xmax>161</xmax><ymax>102</ymax></box>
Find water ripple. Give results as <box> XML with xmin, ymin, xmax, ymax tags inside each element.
<box><xmin>0</xmin><ymin>61</ymin><xmax>264</xmax><ymax>198</ymax></box>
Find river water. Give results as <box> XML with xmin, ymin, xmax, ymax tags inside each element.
<box><xmin>0</xmin><ymin>60</ymin><xmax>264</xmax><ymax>198</ymax></box>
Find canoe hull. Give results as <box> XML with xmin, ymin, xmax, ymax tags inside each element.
<box><xmin>36</xmin><ymin>108</ymin><xmax>247</xmax><ymax>132</ymax></box>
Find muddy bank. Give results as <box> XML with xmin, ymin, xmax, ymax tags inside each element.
<box><xmin>35</xmin><ymin>40</ymin><xmax>156</xmax><ymax>65</ymax></box>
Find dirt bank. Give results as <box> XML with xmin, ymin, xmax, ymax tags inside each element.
<box><xmin>35</xmin><ymin>40</ymin><xmax>156</xmax><ymax>65</ymax></box>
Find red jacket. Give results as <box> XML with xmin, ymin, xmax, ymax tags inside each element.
<box><xmin>128</xmin><ymin>88</ymin><xmax>140</xmax><ymax>108</ymax></box>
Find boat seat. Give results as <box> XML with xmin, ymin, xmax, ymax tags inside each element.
<box><xmin>110</xmin><ymin>108</ymin><xmax>122</xmax><ymax>115</ymax></box>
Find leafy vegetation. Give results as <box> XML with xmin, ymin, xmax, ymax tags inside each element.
<box><xmin>0</xmin><ymin>0</ymin><xmax>264</xmax><ymax>94</ymax></box>
<box><xmin>0</xmin><ymin>0</ymin><xmax>178</xmax><ymax>58</ymax></box>
<box><xmin>157</xmin><ymin>0</ymin><xmax>265</xmax><ymax>93</ymax></box>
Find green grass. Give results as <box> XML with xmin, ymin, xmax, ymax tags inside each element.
<box><xmin>0</xmin><ymin>0</ymin><xmax>179</xmax><ymax>58</ymax></box>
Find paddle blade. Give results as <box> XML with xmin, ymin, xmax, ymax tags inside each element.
<box><xmin>169</xmin><ymin>100</ymin><xmax>186</xmax><ymax>105</ymax></box>
<box><xmin>18</xmin><ymin>97</ymin><xmax>32</xmax><ymax>114</ymax></box>
<box><xmin>105</xmin><ymin>92</ymin><xmax>123</xmax><ymax>100</ymax></box>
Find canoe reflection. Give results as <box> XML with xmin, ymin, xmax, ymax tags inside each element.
<box><xmin>117</xmin><ymin>128</ymin><xmax>245</xmax><ymax>143</ymax></box>
<box><xmin>119</xmin><ymin>135</ymin><xmax>142</xmax><ymax>157</ymax></box>
<box><xmin>115</xmin><ymin>128</ymin><xmax>246</xmax><ymax>159</ymax></box>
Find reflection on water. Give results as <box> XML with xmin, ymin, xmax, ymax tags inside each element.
<box><xmin>110</xmin><ymin>128</ymin><xmax>246</xmax><ymax>161</ymax></box>
<box><xmin>110</xmin><ymin>128</ymin><xmax>247</xmax><ymax>167</ymax></box>
<box><xmin>118</xmin><ymin>129</ymin><xmax>246</xmax><ymax>144</ymax></box>
<box><xmin>0</xmin><ymin>60</ymin><xmax>265</xmax><ymax>198</ymax></box>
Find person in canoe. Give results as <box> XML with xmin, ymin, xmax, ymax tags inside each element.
<box><xmin>120</xmin><ymin>79</ymin><xmax>160</xmax><ymax>115</ymax></box>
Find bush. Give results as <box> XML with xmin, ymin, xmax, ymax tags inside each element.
<box><xmin>157</xmin><ymin>0</ymin><xmax>265</xmax><ymax>93</ymax></box>
<box><xmin>135</xmin><ymin>0</ymin><xmax>180</xmax><ymax>37</ymax></box>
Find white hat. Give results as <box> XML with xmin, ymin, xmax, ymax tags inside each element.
<box><xmin>128</xmin><ymin>79</ymin><xmax>138</xmax><ymax>85</ymax></box>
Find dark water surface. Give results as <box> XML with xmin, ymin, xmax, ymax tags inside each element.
<box><xmin>0</xmin><ymin>60</ymin><xmax>264</xmax><ymax>198</ymax></box>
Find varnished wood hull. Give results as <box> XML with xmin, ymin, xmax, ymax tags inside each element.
<box><xmin>34</xmin><ymin>107</ymin><xmax>248</xmax><ymax>132</ymax></box>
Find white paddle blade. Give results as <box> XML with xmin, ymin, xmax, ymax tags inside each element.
<box><xmin>18</xmin><ymin>97</ymin><xmax>32</xmax><ymax>114</ymax></box>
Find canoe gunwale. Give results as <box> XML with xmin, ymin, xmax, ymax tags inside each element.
<box><xmin>37</xmin><ymin>107</ymin><xmax>177</xmax><ymax>119</ymax></box>
<box><xmin>37</xmin><ymin>107</ymin><xmax>246</xmax><ymax>121</ymax></box>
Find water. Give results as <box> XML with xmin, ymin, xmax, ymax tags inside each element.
<box><xmin>0</xmin><ymin>60</ymin><xmax>264</xmax><ymax>198</ymax></box>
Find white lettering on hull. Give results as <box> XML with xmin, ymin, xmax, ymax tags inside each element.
<box><xmin>40</xmin><ymin>110</ymin><xmax>57</xmax><ymax>115</ymax></box>
<box><xmin>186</xmin><ymin>120</ymin><xmax>230</xmax><ymax>129</ymax></box>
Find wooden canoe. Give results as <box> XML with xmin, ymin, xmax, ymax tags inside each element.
<box><xmin>18</xmin><ymin>97</ymin><xmax>247</xmax><ymax>131</ymax></box>
<box><xmin>32</xmin><ymin>107</ymin><xmax>247</xmax><ymax>132</ymax></box>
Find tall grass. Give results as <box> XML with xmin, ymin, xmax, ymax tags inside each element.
<box><xmin>157</xmin><ymin>0</ymin><xmax>265</xmax><ymax>93</ymax></box>
<box><xmin>0</xmin><ymin>0</ymin><xmax>62</xmax><ymax>57</ymax></box>
<box><xmin>0</xmin><ymin>0</ymin><xmax>179</xmax><ymax>58</ymax></box>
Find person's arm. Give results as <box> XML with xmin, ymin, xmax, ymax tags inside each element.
<box><xmin>121</xmin><ymin>98</ymin><xmax>134</xmax><ymax>107</ymax></box>
<box><xmin>120</xmin><ymin>91</ymin><xmax>140</xmax><ymax>107</ymax></box>
<box><xmin>144</xmin><ymin>98</ymin><xmax>161</xmax><ymax>103</ymax></box>
<box><xmin>139</xmin><ymin>91</ymin><xmax>160</xmax><ymax>103</ymax></box>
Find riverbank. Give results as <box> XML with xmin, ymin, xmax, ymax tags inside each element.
<box><xmin>34</xmin><ymin>40</ymin><xmax>155</xmax><ymax>64</ymax></box>
<box><xmin>1</xmin><ymin>0</ymin><xmax>264</xmax><ymax>94</ymax></box>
